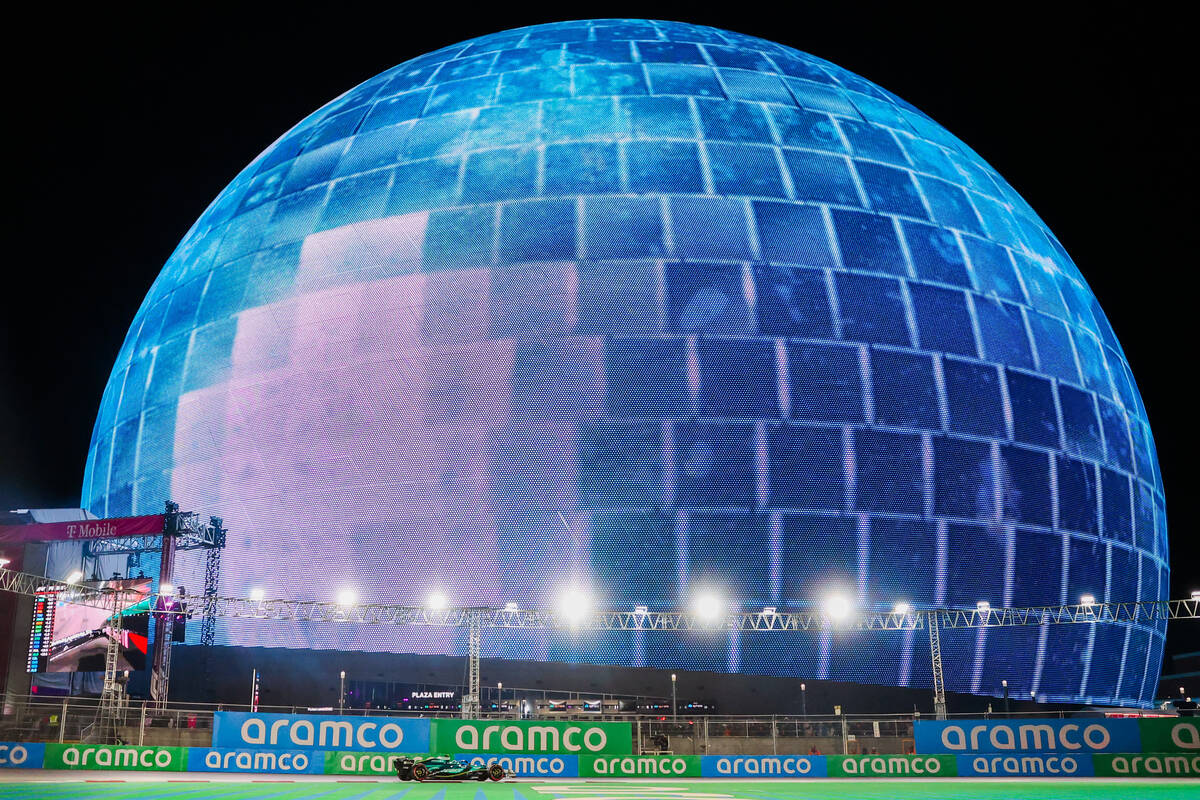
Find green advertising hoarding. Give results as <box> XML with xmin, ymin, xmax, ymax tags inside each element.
<box><xmin>828</xmin><ymin>754</ymin><xmax>956</xmax><ymax>777</ymax></box>
<box><xmin>43</xmin><ymin>744</ymin><xmax>186</xmax><ymax>771</ymax></box>
<box><xmin>1138</xmin><ymin>719</ymin><xmax>1200</xmax><ymax>753</ymax></box>
<box><xmin>431</xmin><ymin>720</ymin><xmax>632</xmax><ymax>755</ymax></box>
<box><xmin>581</xmin><ymin>755</ymin><xmax>702</xmax><ymax>777</ymax></box>
<box><xmin>323</xmin><ymin>750</ymin><xmax>422</xmax><ymax>775</ymax></box>
<box><xmin>1094</xmin><ymin>753</ymin><xmax>1200</xmax><ymax>777</ymax></box>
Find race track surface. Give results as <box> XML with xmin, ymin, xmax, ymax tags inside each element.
<box><xmin>0</xmin><ymin>775</ymin><xmax>1197</xmax><ymax>799</ymax></box>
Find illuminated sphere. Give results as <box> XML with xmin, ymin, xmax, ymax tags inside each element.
<box><xmin>84</xmin><ymin>20</ymin><xmax>1166</xmax><ymax>705</ymax></box>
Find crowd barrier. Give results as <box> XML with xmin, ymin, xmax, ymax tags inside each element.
<box><xmin>0</xmin><ymin>716</ymin><xmax>1196</xmax><ymax>778</ymax></box>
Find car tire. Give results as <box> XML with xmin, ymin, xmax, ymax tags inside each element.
<box><xmin>413</xmin><ymin>763</ymin><xmax>429</xmax><ymax>782</ymax></box>
<box><xmin>488</xmin><ymin>764</ymin><xmax>505</xmax><ymax>781</ymax></box>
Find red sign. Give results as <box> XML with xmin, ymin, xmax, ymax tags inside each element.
<box><xmin>0</xmin><ymin>514</ymin><xmax>165</xmax><ymax>545</ymax></box>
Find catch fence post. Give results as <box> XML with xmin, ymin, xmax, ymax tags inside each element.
<box><xmin>139</xmin><ymin>702</ymin><xmax>146</xmax><ymax>746</ymax></box>
<box><xmin>60</xmin><ymin>698</ymin><xmax>68</xmax><ymax>744</ymax></box>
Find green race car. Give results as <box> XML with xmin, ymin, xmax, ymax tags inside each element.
<box><xmin>392</xmin><ymin>755</ymin><xmax>506</xmax><ymax>781</ymax></box>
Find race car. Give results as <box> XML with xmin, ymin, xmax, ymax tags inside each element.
<box><xmin>392</xmin><ymin>755</ymin><xmax>506</xmax><ymax>781</ymax></box>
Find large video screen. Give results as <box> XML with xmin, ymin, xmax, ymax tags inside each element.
<box><xmin>81</xmin><ymin>20</ymin><xmax>1167</xmax><ymax>706</ymax></box>
<box><xmin>28</xmin><ymin>578</ymin><xmax>151</xmax><ymax>673</ymax></box>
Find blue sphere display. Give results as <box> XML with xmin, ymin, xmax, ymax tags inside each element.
<box><xmin>84</xmin><ymin>19</ymin><xmax>1166</xmax><ymax>705</ymax></box>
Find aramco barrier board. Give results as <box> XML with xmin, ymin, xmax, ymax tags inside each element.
<box><xmin>1094</xmin><ymin>754</ymin><xmax>1200</xmax><ymax>777</ymax></box>
<box><xmin>1138</xmin><ymin>719</ymin><xmax>1200</xmax><ymax>752</ymax></box>
<box><xmin>580</xmin><ymin>755</ymin><xmax>702</xmax><ymax>777</ymax></box>
<box><xmin>41</xmin><ymin>744</ymin><xmax>187</xmax><ymax>771</ymax></box>
<box><xmin>914</xmin><ymin>718</ymin><xmax>1141</xmax><ymax>754</ymax></box>
<box><xmin>188</xmin><ymin>748</ymin><xmax>324</xmax><ymax>774</ymax></box>
<box><xmin>3</xmin><ymin>717</ymin><xmax>1199</xmax><ymax>777</ymax></box>
<box><xmin>914</xmin><ymin>718</ymin><xmax>1200</xmax><ymax>756</ymax></box>
<box><xmin>459</xmin><ymin>754</ymin><xmax>580</xmax><ymax>778</ymax></box>
<box><xmin>212</xmin><ymin>711</ymin><xmax>430</xmax><ymax>752</ymax></box>
<box><xmin>2</xmin><ymin>743</ymin><xmax>1200</xmax><ymax>777</ymax></box>
<box><xmin>0</xmin><ymin>743</ymin><xmax>44</xmax><ymax>769</ymax></box>
<box><xmin>430</xmin><ymin>719</ymin><xmax>633</xmax><ymax>754</ymax></box>
<box><xmin>702</xmin><ymin>755</ymin><xmax>827</xmax><ymax>777</ymax></box>
<box><xmin>956</xmin><ymin>754</ymin><xmax>1094</xmax><ymax>776</ymax></box>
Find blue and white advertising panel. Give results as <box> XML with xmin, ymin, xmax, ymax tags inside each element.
<box><xmin>916</xmin><ymin>719</ymin><xmax>1140</xmax><ymax>754</ymax></box>
<box><xmin>702</xmin><ymin>755</ymin><xmax>827</xmax><ymax>777</ymax></box>
<box><xmin>0</xmin><ymin>742</ymin><xmax>44</xmax><ymax>768</ymax></box>
<box><xmin>956</xmin><ymin>753</ymin><xmax>1094</xmax><ymax>777</ymax></box>
<box><xmin>458</xmin><ymin>753</ymin><xmax>579</xmax><ymax>777</ymax></box>
<box><xmin>212</xmin><ymin>712</ymin><xmax>429</xmax><ymax>753</ymax></box>
<box><xmin>188</xmin><ymin>748</ymin><xmax>323</xmax><ymax>774</ymax></box>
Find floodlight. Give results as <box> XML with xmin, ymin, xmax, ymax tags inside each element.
<box><xmin>893</xmin><ymin>602</ymin><xmax>911</xmax><ymax>616</ymax></box>
<box><xmin>426</xmin><ymin>591</ymin><xmax>448</xmax><ymax>610</ymax></box>
<box><xmin>976</xmin><ymin>601</ymin><xmax>991</xmax><ymax>612</ymax></box>
<box><xmin>762</xmin><ymin>606</ymin><xmax>777</xmax><ymax>615</ymax></box>
<box><xmin>249</xmin><ymin>587</ymin><xmax>265</xmax><ymax>603</ymax></box>
<box><xmin>1080</xmin><ymin>594</ymin><xmax>1095</xmax><ymax>606</ymax></box>
<box><xmin>634</xmin><ymin>605</ymin><xmax>648</xmax><ymax>615</ymax></box>
<box><xmin>159</xmin><ymin>583</ymin><xmax>175</xmax><ymax>596</ymax></box>
<box><xmin>336</xmin><ymin>589</ymin><xmax>357</xmax><ymax>607</ymax></box>
<box><xmin>504</xmin><ymin>602</ymin><xmax>519</xmax><ymax>612</ymax></box>
<box><xmin>0</xmin><ymin>558</ymin><xmax>11</xmax><ymax>568</ymax></box>
<box><xmin>1191</xmin><ymin>590</ymin><xmax>1200</xmax><ymax>600</ymax></box>
<box><xmin>558</xmin><ymin>589</ymin><xmax>591</xmax><ymax>623</ymax></box>
<box><xmin>694</xmin><ymin>593</ymin><xmax>723</xmax><ymax>620</ymax></box>
<box><xmin>824</xmin><ymin>594</ymin><xmax>851</xmax><ymax>620</ymax></box>
<box><xmin>65</xmin><ymin>571</ymin><xmax>83</xmax><ymax>585</ymax></box>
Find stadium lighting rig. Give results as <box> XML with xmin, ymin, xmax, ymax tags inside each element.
<box><xmin>3</xmin><ymin>562</ymin><xmax>1198</xmax><ymax>721</ymax></box>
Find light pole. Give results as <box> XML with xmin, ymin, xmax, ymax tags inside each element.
<box><xmin>801</xmin><ymin>682</ymin><xmax>807</xmax><ymax>717</ymax></box>
<box><xmin>339</xmin><ymin>670</ymin><xmax>346</xmax><ymax>714</ymax></box>
<box><xmin>1002</xmin><ymin>680</ymin><xmax>1010</xmax><ymax>715</ymax></box>
<box><xmin>671</xmin><ymin>673</ymin><xmax>677</xmax><ymax>722</ymax></box>
<box><xmin>498</xmin><ymin>682</ymin><xmax>503</xmax><ymax>711</ymax></box>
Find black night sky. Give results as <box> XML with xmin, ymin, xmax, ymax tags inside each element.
<box><xmin>2</xmin><ymin>4</ymin><xmax>1195</xmax><ymax>661</ymax></box>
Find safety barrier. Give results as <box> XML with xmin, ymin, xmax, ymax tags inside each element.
<box><xmin>1</xmin><ymin>715</ymin><xmax>1196</xmax><ymax>777</ymax></box>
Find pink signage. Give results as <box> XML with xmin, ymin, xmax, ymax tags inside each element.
<box><xmin>0</xmin><ymin>514</ymin><xmax>165</xmax><ymax>545</ymax></box>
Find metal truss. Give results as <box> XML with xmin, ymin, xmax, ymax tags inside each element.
<box><xmin>462</xmin><ymin>613</ymin><xmax>482</xmax><ymax>719</ymax></box>
<box><xmin>82</xmin><ymin>512</ymin><xmax>226</xmax><ymax>558</ymax></box>
<box><xmin>5</xmin><ymin>566</ymin><xmax>1195</xmax><ymax>722</ymax></box>
<box><xmin>932</xmin><ymin>600</ymin><xmax>1194</xmax><ymax>628</ymax></box>
<box><xmin>0</xmin><ymin>568</ymin><xmax>134</xmax><ymax>610</ymax></box>
<box><xmin>928</xmin><ymin>611</ymin><xmax>947</xmax><ymax>719</ymax></box>
<box><xmin>176</xmin><ymin>596</ymin><xmax>1199</xmax><ymax>631</ymax></box>
<box><xmin>200</xmin><ymin>545</ymin><xmax>223</xmax><ymax>647</ymax></box>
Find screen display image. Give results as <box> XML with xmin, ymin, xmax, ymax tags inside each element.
<box><xmin>33</xmin><ymin>578</ymin><xmax>151</xmax><ymax>673</ymax></box>
<box><xmin>82</xmin><ymin>20</ymin><xmax>1167</xmax><ymax>706</ymax></box>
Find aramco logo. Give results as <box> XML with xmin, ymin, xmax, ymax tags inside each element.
<box><xmin>455</xmin><ymin>725</ymin><xmax>608</xmax><ymax>753</ymax></box>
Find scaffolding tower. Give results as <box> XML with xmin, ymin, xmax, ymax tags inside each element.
<box><xmin>75</xmin><ymin>502</ymin><xmax>227</xmax><ymax>706</ymax></box>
